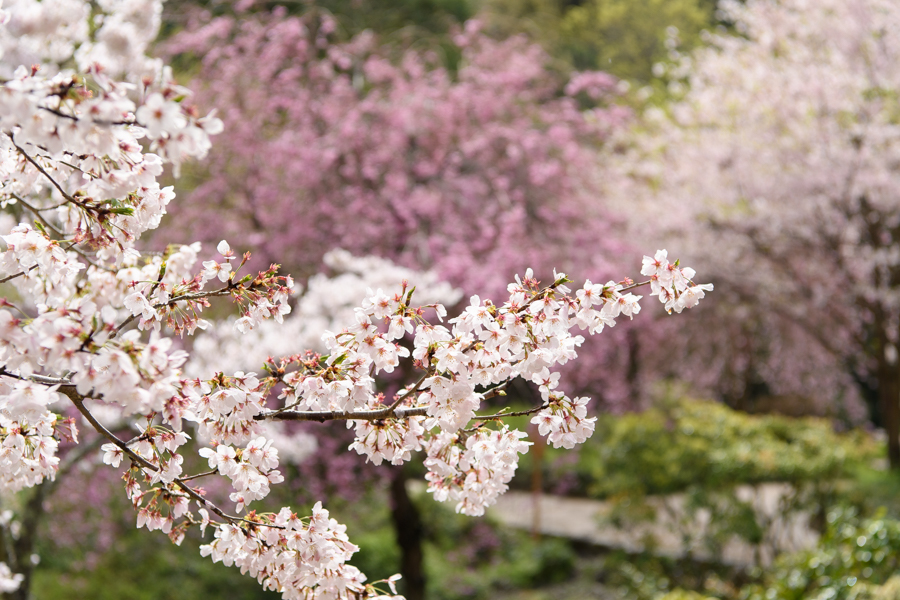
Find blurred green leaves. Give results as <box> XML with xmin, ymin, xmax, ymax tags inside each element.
<box><xmin>477</xmin><ymin>0</ymin><xmax>715</xmax><ymax>82</ymax></box>
<box><xmin>517</xmin><ymin>398</ymin><xmax>876</xmax><ymax>500</ymax></box>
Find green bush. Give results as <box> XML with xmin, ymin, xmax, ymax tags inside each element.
<box><xmin>740</xmin><ymin>507</ymin><xmax>900</xmax><ymax>600</ymax></box>
<box><xmin>516</xmin><ymin>398</ymin><xmax>877</xmax><ymax>500</ymax></box>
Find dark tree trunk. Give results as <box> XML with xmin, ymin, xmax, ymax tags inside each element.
<box><xmin>877</xmin><ymin>325</ymin><xmax>900</xmax><ymax>469</ymax></box>
<box><xmin>1</xmin><ymin>480</ymin><xmax>49</xmax><ymax>600</ymax></box>
<box><xmin>883</xmin><ymin>378</ymin><xmax>900</xmax><ymax>470</ymax></box>
<box><xmin>389</xmin><ymin>465</ymin><xmax>425</xmax><ymax>600</ymax></box>
<box><xmin>530</xmin><ymin>425</ymin><xmax>544</xmax><ymax>539</ymax></box>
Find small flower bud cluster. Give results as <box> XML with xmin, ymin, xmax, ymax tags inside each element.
<box><xmin>641</xmin><ymin>249</ymin><xmax>714</xmax><ymax>313</ymax></box>
<box><xmin>424</xmin><ymin>426</ymin><xmax>531</xmax><ymax>517</ymax></box>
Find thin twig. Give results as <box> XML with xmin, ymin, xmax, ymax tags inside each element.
<box><xmin>0</xmin><ymin>368</ymin><xmax>254</xmax><ymax>529</ymax></box>
<box><xmin>112</xmin><ymin>286</ymin><xmax>234</xmax><ymax>337</ymax></box>
<box><xmin>9</xmin><ymin>193</ymin><xmax>63</xmax><ymax>237</ymax></box>
<box><xmin>68</xmin><ymin>394</ymin><xmax>247</xmax><ymax>526</ymax></box>
<box><xmin>0</xmin><ymin>265</ymin><xmax>36</xmax><ymax>284</ymax></box>
<box><xmin>472</xmin><ymin>402</ymin><xmax>548</xmax><ymax>422</ymax></box>
<box><xmin>178</xmin><ymin>469</ymin><xmax>218</xmax><ymax>483</ymax></box>
<box><xmin>8</xmin><ymin>136</ymin><xmax>87</xmax><ymax>209</ymax></box>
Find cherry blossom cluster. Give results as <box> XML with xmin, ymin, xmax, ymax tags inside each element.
<box><xmin>0</xmin><ymin>64</ymin><xmax>217</xmax><ymax>248</ymax></box>
<box><xmin>199</xmin><ymin>502</ymin><xmax>400</xmax><ymax>600</ymax></box>
<box><xmin>0</xmin><ymin>380</ymin><xmax>59</xmax><ymax>492</ymax></box>
<box><xmin>100</xmin><ymin>422</ymin><xmax>193</xmax><ymax>544</ymax></box>
<box><xmin>424</xmin><ymin>426</ymin><xmax>531</xmax><ymax>517</ymax></box>
<box><xmin>348</xmin><ymin>417</ymin><xmax>426</xmax><ymax>466</ymax></box>
<box><xmin>0</xmin><ymin>560</ymin><xmax>23</xmax><ymax>593</ymax></box>
<box><xmin>641</xmin><ymin>249</ymin><xmax>714</xmax><ymax>314</ymax></box>
<box><xmin>184</xmin><ymin>372</ymin><xmax>268</xmax><ymax>446</ymax></box>
<box><xmin>0</xmin><ymin>224</ymin><xmax>83</xmax><ymax>305</ymax></box>
<box><xmin>199</xmin><ymin>436</ymin><xmax>283</xmax><ymax>513</ymax></box>
<box><xmin>530</xmin><ymin>393</ymin><xmax>595</xmax><ymax>449</ymax></box>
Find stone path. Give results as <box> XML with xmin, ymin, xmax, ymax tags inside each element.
<box><xmin>488</xmin><ymin>484</ymin><xmax>819</xmax><ymax>567</ymax></box>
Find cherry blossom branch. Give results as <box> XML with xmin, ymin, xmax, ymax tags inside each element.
<box><xmin>0</xmin><ymin>370</ymin><xmax>247</xmax><ymax>528</ymax></box>
<box><xmin>67</xmin><ymin>395</ymin><xmax>253</xmax><ymax>527</ymax></box>
<box><xmin>261</xmin><ymin>376</ymin><xmax>510</xmax><ymax>424</ymax></box>
<box><xmin>8</xmin><ymin>136</ymin><xmax>88</xmax><ymax>210</ymax></box>
<box><xmin>0</xmin><ymin>265</ymin><xmax>35</xmax><ymax>284</ymax></box>
<box><xmin>0</xmin><ymin>367</ymin><xmax>281</xmax><ymax>531</ymax></box>
<box><xmin>8</xmin><ymin>193</ymin><xmax>63</xmax><ymax>237</ymax></box>
<box><xmin>258</xmin><ymin>406</ymin><xmax>429</xmax><ymax>423</ymax></box>
<box><xmin>472</xmin><ymin>402</ymin><xmax>548</xmax><ymax>422</ymax></box>
<box><xmin>112</xmin><ymin>285</ymin><xmax>236</xmax><ymax>336</ymax></box>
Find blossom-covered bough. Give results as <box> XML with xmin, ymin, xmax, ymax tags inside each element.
<box><xmin>0</xmin><ymin>0</ymin><xmax>711</xmax><ymax>598</ymax></box>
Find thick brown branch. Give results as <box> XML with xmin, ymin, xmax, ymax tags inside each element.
<box><xmin>259</xmin><ymin>406</ymin><xmax>429</xmax><ymax>423</ymax></box>
<box><xmin>262</xmin><ymin>380</ymin><xmax>511</xmax><ymax>423</ymax></box>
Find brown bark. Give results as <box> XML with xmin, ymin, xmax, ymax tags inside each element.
<box><xmin>0</xmin><ymin>481</ymin><xmax>49</xmax><ymax>600</ymax></box>
<box><xmin>389</xmin><ymin>465</ymin><xmax>425</xmax><ymax>600</ymax></box>
<box><xmin>877</xmin><ymin>326</ymin><xmax>900</xmax><ymax>469</ymax></box>
<box><xmin>530</xmin><ymin>425</ymin><xmax>544</xmax><ymax>539</ymax></box>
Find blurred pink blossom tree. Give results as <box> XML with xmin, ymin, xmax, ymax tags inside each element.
<box><xmin>163</xmin><ymin>10</ymin><xmax>631</xmax><ymax>298</ymax></box>
<box><xmin>614</xmin><ymin>0</ymin><xmax>900</xmax><ymax>459</ymax></box>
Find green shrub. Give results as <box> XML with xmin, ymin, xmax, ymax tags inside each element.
<box><xmin>516</xmin><ymin>398</ymin><xmax>877</xmax><ymax>500</ymax></box>
<box><xmin>740</xmin><ymin>507</ymin><xmax>900</xmax><ymax>600</ymax></box>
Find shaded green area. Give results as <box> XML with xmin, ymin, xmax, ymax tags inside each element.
<box><xmin>477</xmin><ymin>0</ymin><xmax>716</xmax><ymax>82</ymax></box>
<box><xmin>32</xmin><ymin>527</ymin><xmax>279</xmax><ymax>600</ymax></box>
<box><xmin>32</xmin><ymin>483</ymin><xmax>573</xmax><ymax>600</ymax></box>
